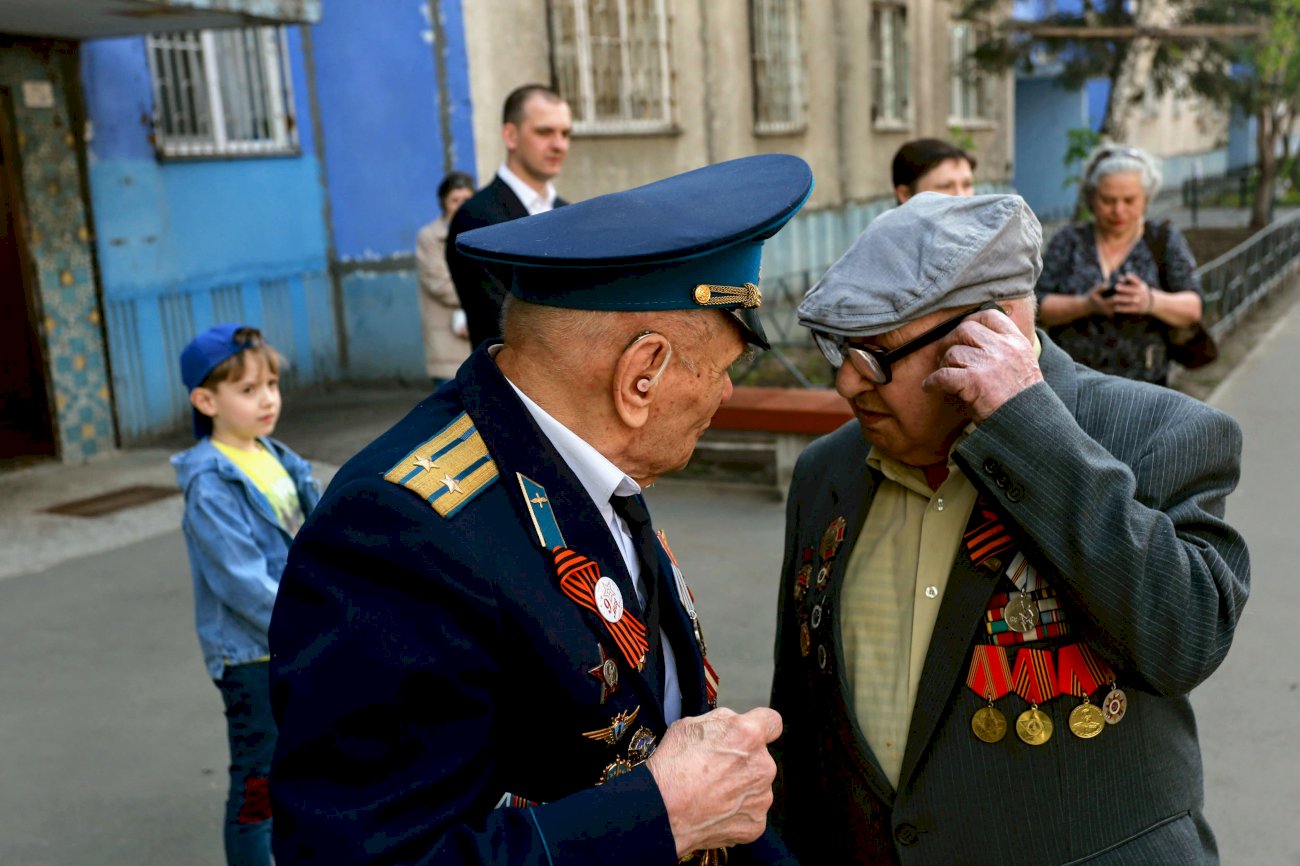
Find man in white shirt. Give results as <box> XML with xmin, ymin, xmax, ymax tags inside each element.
<box><xmin>446</xmin><ymin>84</ymin><xmax>572</xmax><ymax>347</ymax></box>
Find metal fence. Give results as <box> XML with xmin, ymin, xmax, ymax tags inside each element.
<box><xmin>1198</xmin><ymin>208</ymin><xmax>1300</xmax><ymax>339</ymax></box>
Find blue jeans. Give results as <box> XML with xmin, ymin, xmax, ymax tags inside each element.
<box><xmin>215</xmin><ymin>661</ymin><xmax>276</xmax><ymax>866</ymax></box>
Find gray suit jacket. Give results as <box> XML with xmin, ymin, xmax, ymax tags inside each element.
<box><xmin>770</xmin><ymin>333</ymin><xmax>1250</xmax><ymax>865</ymax></box>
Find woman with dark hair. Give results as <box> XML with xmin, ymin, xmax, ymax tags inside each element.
<box><xmin>1035</xmin><ymin>144</ymin><xmax>1205</xmax><ymax>385</ymax></box>
<box><xmin>892</xmin><ymin>138</ymin><xmax>977</xmax><ymax>203</ymax></box>
<box><xmin>416</xmin><ymin>171</ymin><xmax>476</xmax><ymax>386</ymax></box>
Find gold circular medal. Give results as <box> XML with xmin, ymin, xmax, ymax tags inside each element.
<box><xmin>971</xmin><ymin>706</ymin><xmax>1007</xmax><ymax>743</ymax></box>
<box><xmin>1016</xmin><ymin>707</ymin><xmax>1053</xmax><ymax>745</ymax></box>
<box><xmin>1068</xmin><ymin>702</ymin><xmax>1105</xmax><ymax>739</ymax></box>
<box><xmin>1102</xmin><ymin>687</ymin><xmax>1128</xmax><ymax>725</ymax></box>
<box><xmin>1003</xmin><ymin>592</ymin><xmax>1040</xmax><ymax>633</ymax></box>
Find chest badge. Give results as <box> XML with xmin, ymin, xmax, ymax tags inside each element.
<box><xmin>587</xmin><ymin>644</ymin><xmax>621</xmax><ymax>704</ymax></box>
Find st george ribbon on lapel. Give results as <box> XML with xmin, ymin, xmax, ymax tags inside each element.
<box><xmin>611</xmin><ymin>493</ymin><xmax>666</xmax><ymax>694</ymax></box>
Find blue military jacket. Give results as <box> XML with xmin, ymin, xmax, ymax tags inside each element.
<box><xmin>269</xmin><ymin>345</ymin><xmax>793</xmax><ymax>865</ymax></box>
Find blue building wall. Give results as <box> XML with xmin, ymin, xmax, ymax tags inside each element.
<box><xmin>82</xmin><ymin>29</ymin><xmax>335</xmax><ymax>441</ymax></box>
<box><xmin>1014</xmin><ymin>76</ymin><xmax>1090</xmax><ymax>223</ymax></box>
<box><xmin>313</xmin><ymin>0</ymin><xmax>475</xmax><ymax>381</ymax></box>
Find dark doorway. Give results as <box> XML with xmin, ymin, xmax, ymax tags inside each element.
<box><xmin>0</xmin><ymin>90</ymin><xmax>56</xmax><ymax>462</ymax></box>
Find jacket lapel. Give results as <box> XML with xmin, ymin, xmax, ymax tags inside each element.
<box><xmin>813</xmin><ymin>433</ymin><xmax>899</xmax><ymax>805</ymax></box>
<box><xmin>895</xmin><ymin>334</ymin><xmax>1078</xmax><ymax>789</ymax></box>
<box><xmin>457</xmin><ymin>347</ymin><xmax>668</xmax><ymax>727</ymax></box>
<box><xmin>896</xmin><ymin>518</ymin><xmax>1002</xmax><ymax>789</ymax></box>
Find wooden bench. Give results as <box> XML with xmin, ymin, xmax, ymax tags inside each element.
<box><xmin>696</xmin><ymin>386</ymin><xmax>854</xmax><ymax>494</ymax></box>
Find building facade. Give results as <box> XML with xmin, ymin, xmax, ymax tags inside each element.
<box><xmin>0</xmin><ymin>0</ymin><xmax>322</xmax><ymax>464</ymax></box>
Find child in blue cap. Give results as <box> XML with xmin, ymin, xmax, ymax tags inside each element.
<box><xmin>170</xmin><ymin>323</ymin><xmax>320</xmax><ymax>866</ymax></box>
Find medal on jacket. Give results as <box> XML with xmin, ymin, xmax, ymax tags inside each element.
<box><xmin>1011</xmin><ymin>647</ymin><xmax>1058</xmax><ymax>745</ymax></box>
<box><xmin>1057</xmin><ymin>643</ymin><xmax>1115</xmax><ymax>739</ymax></box>
<box><xmin>553</xmin><ymin>547</ymin><xmax>649</xmax><ymax>671</ymax></box>
<box><xmin>518</xmin><ymin>474</ymin><xmax>650</xmax><ymax>670</ymax></box>
<box><xmin>659</xmin><ymin>529</ymin><xmax>720</xmax><ymax>707</ymax></box>
<box><xmin>966</xmin><ymin>644</ymin><xmax>1013</xmax><ymax>743</ymax></box>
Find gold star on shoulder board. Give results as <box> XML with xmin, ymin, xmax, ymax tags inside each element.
<box><xmin>440</xmin><ymin>474</ymin><xmax>464</xmax><ymax>495</ymax></box>
<box><xmin>582</xmin><ymin>706</ymin><xmax>639</xmax><ymax>745</ymax></box>
<box><xmin>412</xmin><ymin>455</ymin><xmax>438</xmax><ymax>473</ymax></box>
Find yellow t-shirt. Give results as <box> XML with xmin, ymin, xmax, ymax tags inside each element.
<box><xmin>213</xmin><ymin>440</ymin><xmax>306</xmax><ymax>536</ymax></box>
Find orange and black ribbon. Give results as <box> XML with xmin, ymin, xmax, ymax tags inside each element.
<box><xmin>1056</xmin><ymin>643</ymin><xmax>1116</xmax><ymax>699</ymax></box>
<box><xmin>552</xmin><ymin>547</ymin><xmax>648</xmax><ymax>671</ymax></box>
<box><xmin>966</xmin><ymin>644</ymin><xmax>1013</xmax><ymax>701</ymax></box>
<box><xmin>1011</xmin><ymin>647</ymin><xmax>1059</xmax><ymax>704</ymax></box>
<box><xmin>963</xmin><ymin>498</ymin><xmax>1015</xmax><ymax>566</ymax></box>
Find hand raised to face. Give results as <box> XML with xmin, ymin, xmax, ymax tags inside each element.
<box><xmin>921</xmin><ymin>307</ymin><xmax>1044</xmax><ymax>423</ymax></box>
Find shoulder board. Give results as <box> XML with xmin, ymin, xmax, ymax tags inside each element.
<box><xmin>383</xmin><ymin>411</ymin><xmax>498</xmax><ymax>518</ymax></box>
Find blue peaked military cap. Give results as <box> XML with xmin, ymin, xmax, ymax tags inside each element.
<box><xmin>454</xmin><ymin>153</ymin><xmax>814</xmax><ymax>349</ymax></box>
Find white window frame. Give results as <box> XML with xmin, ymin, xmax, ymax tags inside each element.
<box><xmin>871</xmin><ymin>2</ymin><xmax>910</xmax><ymax>128</ymax></box>
<box><xmin>750</xmin><ymin>0</ymin><xmax>807</xmax><ymax>135</ymax></box>
<box><xmin>548</xmin><ymin>0</ymin><xmax>674</xmax><ymax>135</ymax></box>
<box><xmin>146</xmin><ymin>27</ymin><xmax>297</xmax><ymax>159</ymax></box>
<box><xmin>948</xmin><ymin>21</ymin><xmax>991</xmax><ymax>125</ymax></box>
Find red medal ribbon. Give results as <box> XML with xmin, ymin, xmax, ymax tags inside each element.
<box><xmin>963</xmin><ymin>499</ymin><xmax>1014</xmax><ymax>565</ymax></box>
<box><xmin>965</xmin><ymin>644</ymin><xmax>1013</xmax><ymax>701</ymax></box>
<box><xmin>1011</xmin><ymin>647</ymin><xmax>1059</xmax><ymax>704</ymax></box>
<box><xmin>702</xmin><ymin>657</ymin><xmax>719</xmax><ymax>706</ymax></box>
<box><xmin>552</xmin><ymin>547</ymin><xmax>649</xmax><ymax>671</ymax></box>
<box><xmin>991</xmin><ymin>621</ymin><xmax>1071</xmax><ymax>647</ymax></box>
<box><xmin>1056</xmin><ymin>643</ymin><xmax>1116</xmax><ymax>698</ymax></box>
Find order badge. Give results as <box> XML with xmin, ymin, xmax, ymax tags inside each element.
<box><xmin>593</xmin><ymin>576</ymin><xmax>625</xmax><ymax>623</ymax></box>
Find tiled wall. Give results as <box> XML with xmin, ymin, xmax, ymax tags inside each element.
<box><xmin>1</xmin><ymin>39</ymin><xmax>114</xmax><ymax>460</ymax></box>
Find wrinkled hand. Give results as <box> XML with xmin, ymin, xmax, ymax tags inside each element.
<box><xmin>646</xmin><ymin>707</ymin><xmax>782</xmax><ymax>858</ymax></box>
<box><xmin>922</xmin><ymin>308</ymin><xmax>1043</xmax><ymax>423</ymax></box>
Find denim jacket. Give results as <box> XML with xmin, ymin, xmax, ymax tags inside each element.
<box><xmin>172</xmin><ymin>437</ymin><xmax>321</xmax><ymax>679</ymax></box>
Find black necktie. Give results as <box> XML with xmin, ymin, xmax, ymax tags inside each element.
<box><xmin>610</xmin><ymin>493</ymin><xmax>665</xmax><ymax>692</ymax></box>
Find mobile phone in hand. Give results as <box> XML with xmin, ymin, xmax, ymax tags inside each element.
<box><xmin>1100</xmin><ymin>271</ymin><xmax>1121</xmax><ymax>298</ymax></box>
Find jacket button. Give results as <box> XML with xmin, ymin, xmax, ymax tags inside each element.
<box><xmin>1007</xmin><ymin>484</ymin><xmax>1025</xmax><ymax>503</ymax></box>
<box><xmin>995</xmin><ymin>473</ymin><xmax>1009</xmax><ymax>489</ymax></box>
<box><xmin>894</xmin><ymin>823</ymin><xmax>919</xmax><ymax>846</ymax></box>
<box><xmin>983</xmin><ymin>458</ymin><xmax>999</xmax><ymax>475</ymax></box>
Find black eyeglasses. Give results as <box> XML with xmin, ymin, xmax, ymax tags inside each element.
<box><xmin>814</xmin><ymin>301</ymin><xmax>1003</xmax><ymax>385</ymax></box>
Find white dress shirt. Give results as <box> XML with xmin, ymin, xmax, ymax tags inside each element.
<box><xmin>497</xmin><ymin>164</ymin><xmax>558</xmax><ymax>216</ymax></box>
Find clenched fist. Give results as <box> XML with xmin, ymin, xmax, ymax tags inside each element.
<box><xmin>647</xmin><ymin>706</ymin><xmax>783</xmax><ymax>858</ymax></box>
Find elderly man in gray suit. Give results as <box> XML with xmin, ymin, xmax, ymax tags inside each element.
<box><xmin>769</xmin><ymin>192</ymin><xmax>1250</xmax><ymax>865</ymax></box>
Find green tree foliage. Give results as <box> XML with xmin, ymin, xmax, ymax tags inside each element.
<box><xmin>1182</xmin><ymin>0</ymin><xmax>1300</xmax><ymax>226</ymax></box>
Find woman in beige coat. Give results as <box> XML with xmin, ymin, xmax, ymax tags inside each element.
<box><xmin>416</xmin><ymin>172</ymin><xmax>475</xmax><ymax>385</ymax></box>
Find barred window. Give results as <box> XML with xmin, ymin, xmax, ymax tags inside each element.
<box><xmin>750</xmin><ymin>0</ymin><xmax>807</xmax><ymax>135</ymax></box>
<box><xmin>948</xmin><ymin>22</ymin><xmax>989</xmax><ymax>123</ymax></box>
<box><xmin>871</xmin><ymin>2</ymin><xmax>910</xmax><ymax>126</ymax></box>
<box><xmin>146</xmin><ymin>28</ymin><xmax>297</xmax><ymax>158</ymax></box>
<box><xmin>549</xmin><ymin>0</ymin><xmax>673</xmax><ymax>134</ymax></box>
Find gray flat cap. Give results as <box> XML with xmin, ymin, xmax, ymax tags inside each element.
<box><xmin>798</xmin><ymin>192</ymin><xmax>1043</xmax><ymax>337</ymax></box>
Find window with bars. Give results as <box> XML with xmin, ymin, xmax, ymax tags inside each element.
<box><xmin>750</xmin><ymin>0</ymin><xmax>807</xmax><ymax>135</ymax></box>
<box><xmin>871</xmin><ymin>2</ymin><xmax>910</xmax><ymax>127</ymax></box>
<box><xmin>948</xmin><ymin>22</ymin><xmax>990</xmax><ymax>123</ymax></box>
<box><xmin>146</xmin><ymin>28</ymin><xmax>297</xmax><ymax>158</ymax></box>
<box><xmin>548</xmin><ymin>0</ymin><xmax>673</xmax><ymax>134</ymax></box>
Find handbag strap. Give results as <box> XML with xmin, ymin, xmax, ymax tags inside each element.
<box><xmin>1142</xmin><ymin>218</ymin><xmax>1172</xmax><ymax>292</ymax></box>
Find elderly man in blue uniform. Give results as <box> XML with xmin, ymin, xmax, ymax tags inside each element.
<box><xmin>269</xmin><ymin>155</ymin><xmax>813</xmax><ymax>865</ymax></box>
<box><xmin>769</xmin><ymin>193</ymin><xmax>1250</xmax><ymax>864</ymax></box>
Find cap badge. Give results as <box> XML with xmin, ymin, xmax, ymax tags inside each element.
<box><xmin>693</xmin><ymin>282</ymin><xmax>762</xmax><ymax>309</ymax></box>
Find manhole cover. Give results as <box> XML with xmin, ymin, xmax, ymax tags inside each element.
<box><xmin>44</xmin><ymin>485</ymin><xmax>179</xmax><ymax>517</ymax></box>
